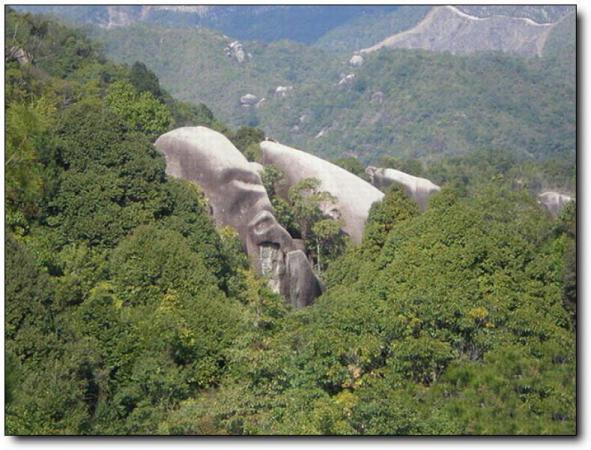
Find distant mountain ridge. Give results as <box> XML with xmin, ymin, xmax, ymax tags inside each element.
<box><xmin>11</xmin><ymin>5</ymin><xmax>400</xmax><ymax>44</ymax></box>
<box><xmin>359</xmin><ymin>5</ymin><xmax>572</xmax><ymax>57</ymax></box>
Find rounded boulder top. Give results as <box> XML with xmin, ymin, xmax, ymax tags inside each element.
<box><xmin>260</xmin><ymin>140</ymin><xmax>384</xmax><ymax>243</ymax></box>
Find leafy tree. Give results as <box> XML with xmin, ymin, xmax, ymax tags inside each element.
<box><xmin>230</xmin><ymin>126</ymin><xmax>265</xmax><ymax>158</ymax></box>
<box><xmin>363</xmin><ymin>183</ymin><xmax>419</xmax><ymax>253</ymax></box>
<box><xmin>4</xmin><ymin>9</ymin><xmax>575</xmax><ymax>436</ymax></box>
<box><xmin>287</xmin><ymin>177</ymin><xmax>346</xmax><ymax>270</ymax></box>
<box><xmin>5</xmin><ymin>96</ymin><xmax>56</xmax><ymax>225</ymax></box>
<box><xmin>129</xmin><ymin>61</ymin><xmax>163</xmax><ymax>99</ymax></box>
<box><xmin>105</xmin><ymin>80</ymin><xmax>172</xmax><ymax>138</ymax></box>
<box><xmin>332</xmin><ymin>156</ymin><xmax>368</xmax><ymax>180</ymax></box>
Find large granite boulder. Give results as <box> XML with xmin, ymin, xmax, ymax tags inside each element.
<box><xmin>538</xmin><ymin>191</ymin><xmax>574</xmax><ymax>217</ymax></box>
<box><xmin>240</xmin><ymin>93</ymin><xmax>259</xmax><ymax>107</ymax></box>
<box><xmin>365</xmin><ymin>166</ymin><xmax>441</xmax><ymax>210</ymax></box>
<box><xmin>260</xmin><ymin>141</ymin><xmax>384</xmax><ymax>243</ymax></box>
<box><xmin>154</xmin><ymin>127</ymin><xmax>322</xmax><ymax>308</ymax></box>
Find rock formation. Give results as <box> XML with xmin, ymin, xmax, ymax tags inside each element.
<box><xmin>260</xmin><ymin>141</ymin><xmax>384</xmax><ymax>243</ymax></box>
<box><xmin>365</xmin><ymin>166</ymin><xmax>441</xmax><ymax>210</ymax></box>
<box><xmin>370</xmin><ymin>91</ymin><xmax>384</xmax><ymax>105</ymax></box>
<box><xmin>240</xmin><ymin>93</ymin><xmax>259</xmax><ymax>107</ymax></box>
<box><xmin>338</xmin><ymin>73</ymin><xmax>356</xmax><ymax>86</ymax></box>
<box><xmin>7</xmin><ymin>46</ymin><xmax>32</xmax><ymax>65</ymax></box>
<box><xmin>155</xmin><ymin>127</ymin><xmax>323</xmax><ymax>308</ymax></box>
<box><xmin>224</xmin><ymin>40</ymin><xmax>249</xmax><ymax>63</ymax></box>
<box><xmin>275</xmin><ymin>85</ymin><xmax>294</xmax><ymax>98</ymax></box>
<box><xmin>349</xmin><ymin>53</ymin><xmax>364</xmax><ymax>66</ymax></box>
<box><xmin>538</xmin><ymin>191</ymin><xmax>574</xmax><ymax>217</ymax></box>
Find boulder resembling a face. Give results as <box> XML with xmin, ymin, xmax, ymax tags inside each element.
<box><xmin>154</xmin><ymin>127</ymin><xmax>322</xmax><ymax>308</ymax></box>
<box><xmin>155</xmin><ymin>127</ymin><xmax>271</xmax><ymax>244</ymax></box>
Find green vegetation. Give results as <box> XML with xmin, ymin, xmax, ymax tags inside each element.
<box><xmin>93</xmin><ymin>18</ymin><xmax>574</xmax><ymax>176</ymax></box>
<box><xmin>258</xmin><ymin>49</ymin><xmax>575</xmax><ymax>170</ymax></box>
<box><xmin>13</xmin><ymin>5</ymin><xmax>401</xmax><ymax>45</ymax></box>
<box><xmin>156</xmin><ymin>183</ymin><xmax>576</xmax><ymax>435</ymax></box>
<box><xmin>94</xmin><ymin>22</ymin><xmax>342</xmax><ymax>129</ymax></box>
<box><xmin>5</xmin><ymin>9</ymin><xmax>576</xmax><ymax>436</ymax></box>
<box><xmin>4</xmin><ymin>9</ymin><xmax>279</xmax><ymax>435</ymax></box>
<box><xmin>314</xmin><ymin>6</ymin><xmax>430</xmax><ymax>53</ymax></box>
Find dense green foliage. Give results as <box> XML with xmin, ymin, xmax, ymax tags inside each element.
<box><xmin>5</xmin><ymin>9</ymin><xmax>576</xmax><ymax>436</ymax></box>
<box><xmin>257</xmin><ymin>49</ymin><xmax>576</xmax><ymax>168</ymax></box>
<box><xmin>4</xmin><ymin>9</ymin><xmax>282</xmax><ymax>435</ymax></box>
<box><xmin>156</xmin><ymin>184</ymin><xmax>576</xmax><ymax>435</ymax></box>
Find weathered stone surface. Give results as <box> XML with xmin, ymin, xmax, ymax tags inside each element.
<box><xmin>8</xmin><ymin>46</ymin><xmax>32</xmax><ymax>65</ymax></box>
<box><xmin>349</xmin><ymin>53</ymin><xmax>364</xmax><ymax>66</ymax></box>
<box><xmin>538</xmin><ymin>191</ymin><xmax>574</xmax><ymax>217</ymax></box>
<box><xmin>240</xmin><ymin>93</ymin><xmax>259</xmax><ymax>106</ymax></box>
<box><xmin>224</xmin><ymin>40</ymin><xmax>248</xmax><ymax>63</ymax></box>
<box><xmin>275</xmin><ymin>85</ymin><xmax>293</xmax><ymax>98</ymax></box>
<box><xmin>285</xmin><ymin>250</ymin><xmax>325</xmax><ymax>308</ymax></box>
<box><xmin>154</xmin><ymin>126</ymin><xmax>322</xmax><ymax>308</ymax></box>
<box><xmin>260</xmin><ymin>140</ymin><xmax>384</xmax><ymax>243</ymax></box>
<box><xmin>249</xmin><ymin>161</ymin><xmax>265</xmax><ymax>175</ymax></box>
<box><xmin>366</xmin><ymin>166</ymin><xmax>441</xmax><ymax>210</ymax></box>
<box><xmin>370</xmin><ymin>91</ymin><xmax>384</xmax><ymax>104</ymax></box>
<box><xmin>338</xmin><ymin>73</ymin><xmax>356</xmax><ymax>86</ymax></box>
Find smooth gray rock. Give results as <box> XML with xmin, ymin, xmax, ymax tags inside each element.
<box><xmin>260</xmin><ymin>140</ymin><xmax>384</xmax><ymax>243</ymax></box>
<box><xmin>338</xmin><ymin>73</ymin><xmax>356</xmax><ymax>86</ymax></box>
<box><xmin>371</xmin><ymin>91</ymin><xmax>384</xmax><ymax>104</ymax></box>
<box><xmin>154</xmin><ymin>126</ymin><xmax>322</xmax><ymax>308</ymax></box>
<box><xmin>275</xmin><ymin>85</ymin><xmax>293</xmax><ymax>98</ymax></box>
<box><xmin>349</xmin><ymin>54</ymin><xmax>364</xmax><ymax>66</ymax></box>
<box><xmin>538</xmin><ymin>191</ymin><xmax>574</xmax><ymax>217</ymax></box>
<box><xmin>240</xmin><ymin>93</ymin><xmax>258</xmax><ymax>106</ymax></box>
<box><xmin>249</xmin><ymin>161</ymin><xmax>265</xmax><ymax>175</ymax></box>
<box><xmin>366</xmin><ymin>166</ymin><xmax>441</xmax><ymax>210</ymax></box>
<box><xmin>285</xmin><ymin>250</ymin><xmax>325</xmax><ymax>308</ymax></box>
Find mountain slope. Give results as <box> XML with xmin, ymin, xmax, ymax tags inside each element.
<box><xmin>359</xmin><ymin>5</ymin><xmax>567</xmax><ymax>57</ymax></box>
<box><xmin>93</xmin><ymin>20</ymin><xmax>574</xmax><ymax>168</ymax></box>
<box><xmin>314</xmin><ymin>6</ymin><xmax>430</xmax><ymax>53</ymax></box>
<box><xmin>94</xmin><ymin>23</ymin><xmax>341</xmax><ymax>128</ymax></box>
<box><xmin>457</xmin><ymin>5</ymin><xmax>573</xmax><ymax>23</ymax></box>
<box><xmin>253</xmin><ymin>49</ymin><xmax>575</xmax><ymax>166</ymax></box>
<box><xmin>5</xmin><ymin>8</ymin><xmax>576</xmax><ymax>436</ymax></box>
<box><xmin>12</xmin><ymin>5</ymin><xmax>399</xmax><ymax>44</ymax></box>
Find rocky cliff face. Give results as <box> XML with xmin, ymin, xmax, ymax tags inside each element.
<box><xmin>360</xmin><ymin>5</ymin><xmax>558</xmax><ymax>57</ymax></box>
<box><xmin>154</xmin><ymin>127</ymin><xmax>323</xmax><ymax>308</ymax></box>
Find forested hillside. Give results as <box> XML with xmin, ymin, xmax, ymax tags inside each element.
<box><xmin>4</xmin><ymin>8</ymin><xmax>576</xmax><ymax>436</ymax></box>
<box><xmin>93</xmin><ymin>22</ymin><xmax>342</xmax><ymax>128</ymax></box>
<box><xmin>92</xmin><ymin>15</ymin><xmax>575</xmax><ymax>185</ymax></box>
<box><xmin>314</xmin><ymin>6</ymin><xmax>431</xmax><ymax>53</ymax></box>
<box><xmin>11</xmin><ymin>4</ymin><xmax>400</xmax><ymax>43</ymax></box>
